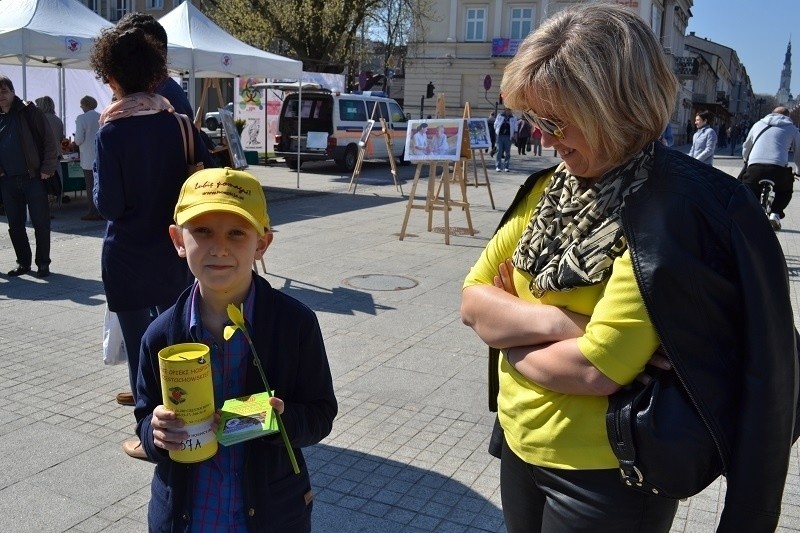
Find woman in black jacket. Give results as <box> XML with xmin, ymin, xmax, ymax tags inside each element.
<box><xmin>461</xmin><ymin>4</ymin><xmax>797</xmax><ymax>532</ymax></box>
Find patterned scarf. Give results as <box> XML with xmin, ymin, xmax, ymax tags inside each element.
<box><xmin>99</xmin><ymin>92</ymin><xmax>173</xmax><ymax>125</ymax></box>
<box><xmin>512</xmin><ymin>143</ymin><xmax>654</xmax><ymax>297</ymax></box>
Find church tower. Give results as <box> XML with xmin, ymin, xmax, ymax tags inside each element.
<box><xmin>776</xmin><ymin>39</ymin><xmax>793</xmax><ymax>105</ymax></box>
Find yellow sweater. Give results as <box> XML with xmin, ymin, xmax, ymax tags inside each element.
<box><xmin>463</xmin><ymin>174</ymin><xmax>659</xmax><ymax>469</ymax></box>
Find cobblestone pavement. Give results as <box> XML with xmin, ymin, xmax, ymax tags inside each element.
<box><xmin>0</xmin><ymin>145</ymin><xmax>798</xmax><ymax>532</ymax></box>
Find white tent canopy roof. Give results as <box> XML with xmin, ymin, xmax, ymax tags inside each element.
<box><xmin>0</xmin><ymin>0</ymin><xmax>112</xmax><ymax>69</ymax></box>
<box><xmin>159</xmin><ymin>2</ymin><xmax>302</xmax><ymax>80</ymax></box>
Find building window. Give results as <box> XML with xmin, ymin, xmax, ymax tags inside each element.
<box><xmin>651</xmin><ymin>4</ymin><xmax>663</xmax><ymax>40</ymax></box>
<box><xmin>510</xmin><ymin>7</ymin><xmax>533</xmax><ymax>40</ymax></box>
<box><xmin>147</xmin><ymin>0</ymin><xmax>165</xmax><ymax>9</ymax></box>
<box><xmin>85</xmin><ymin>0</ymin><xmax>98</xmax><ymax>14</ymax></box>
<box><xmin>108</xmin><ymin>0</ymin><xmax>130</xmax><ymax>22</ymax></box>
<box><xmin>465</xmin><ymin>7</ymin><xmax>486</xmax><ymax>42</ymax></box>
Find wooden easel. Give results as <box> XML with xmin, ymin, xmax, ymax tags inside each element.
<box><xmin>460</xmin><ymin>102</ymin><xmax>495</xmax><ymax>209</ymax></box>
<box><xmin>399</xmin><ymin>159</ymin><xmax>474</xmax><ymax>245</ymax></box>
<box><xmin>194</xmin><ymin>78</ymin><xmax>232</xmax><ymax>165</ymax></box>
<box><xmin>252</xmin><ymin>258</ymin><xmax>267</xmax><ymax>274</ymax></box>
<box><xmin>348</xmin><ymin>105</ymin><xmax>402</xmax><ymax>194</ymax></box>
<box><xmin>194</xmin><ymin>78</ymin><xmax>225</xmax><ymax>128</ymax></box>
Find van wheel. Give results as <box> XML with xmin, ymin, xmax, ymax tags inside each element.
<box><xmin>285</xmin><ymin>158</ymin><xmax>301</xmax><ymax>170</ymax></box>
<box><xmin>336</xmin><ymin>145</ymin><xmax>358</xmax><ymax>172</ymax></box>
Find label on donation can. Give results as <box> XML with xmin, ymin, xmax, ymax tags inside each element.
<box><xmin>158</xmin><ymin>343</ymin><xmax>217</xmax><ymax>463</ymax></box>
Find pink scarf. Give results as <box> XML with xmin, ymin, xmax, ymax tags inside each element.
<box><xmin>99</xmin><ymin>92</ymin><xmax>173</xmax><ymax>125</ymax></box>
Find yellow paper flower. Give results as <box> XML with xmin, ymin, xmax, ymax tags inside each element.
<box><xmin>223</xmin><ymin>303</ymin><xmax>245</xmax><ymax>341</ymax></box>
<box><xmin>225</xmin><ymin>303</ymin><xmax>299</xmax><ymax>474</ymax></box>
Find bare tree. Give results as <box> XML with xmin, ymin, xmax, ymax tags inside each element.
<box><xmin>366</xmin><ymin>0</ymin><xmax>435</xmax><ymax>89</ymax></box>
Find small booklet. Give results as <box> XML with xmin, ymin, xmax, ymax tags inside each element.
<box><xmin>216</xmin><ymin>391</ymin><xmax>279</xmax><ymax>446</ymax></box>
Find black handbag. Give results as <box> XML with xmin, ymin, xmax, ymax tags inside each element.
<box><xmin>605</xmin><ymin>369</ymin><xmax>725</xmax><ymax>499</ymax></box>
<box><xmin>44</xmin><ymin>173</ymin><xmax>62</xmax><ymax>197</ymax></box>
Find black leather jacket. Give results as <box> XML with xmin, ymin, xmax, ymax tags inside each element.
<box><xmin>623</xmin><ymin>143</ymin><xmax>797</xmax><ymax>531</ymax></box>
<box><xmin>490</xmin><ymin>142</ymin><xmax>797</xmax><ymax>532</ymax></box>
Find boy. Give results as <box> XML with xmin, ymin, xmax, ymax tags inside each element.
<box><xmin>133</xmin><ymin>167</ymin><xmax>337</xmax><ymax>532</ymax></box>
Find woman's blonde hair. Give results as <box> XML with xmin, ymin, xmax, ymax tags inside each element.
<box><xmin>501</xmin><ymin>3</ymin><xmax>678</xmax><ymax>164</ymax></box>
<box><xmin>34</xmin><ymin>95</ymin><xmax>56</xmax><ymax>114</ymax></box>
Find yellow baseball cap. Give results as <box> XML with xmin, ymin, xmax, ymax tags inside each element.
<box><xmin>174</xmin><ymin>167</ymin><xmax>270</xmax><ymax>235</ymax></box>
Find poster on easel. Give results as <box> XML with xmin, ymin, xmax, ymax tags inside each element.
<box><xmin>358</xmin><ymin>120</ymin><xmax>376</xmax><ymax>147</ymax></box>
<box><xmin>403</xmin><ymin>119</ymin><xmax>464</xmax><ymax>162</ymax></box>
<box><xmin>466</xmin><ymin>118</ymin><xmax>491</xmax><ymax>149</ymax></box>
<box><xmin>219</xmin><ymin>109</ymin><xmax>248</xmax><ymax>169</ymax></box>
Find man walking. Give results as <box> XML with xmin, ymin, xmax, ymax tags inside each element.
<box><xmin>494</xmin><ymin>108</ymin><xmax>517</xmax><ymax>172</ymax></box>
<box><xmin>0</xmin><ymin>75</ymin><xmax>57</xmax><ymax>278</ymax></box>
<box><xmin>741</xmin><ymin>106</ymin><xmax>800</xmax><ymax>230</ymax></box>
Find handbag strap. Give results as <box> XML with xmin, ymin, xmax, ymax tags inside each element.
<box><xmin>174</xmin><ymin>113</ymin><xmax>195</xmax><ymax>166</ymax></box>
<box><xmin>744</xmin><ymin>124</ymin><xmax>773</xmax><ymax>164</ymax></box>
<box><xmin>606</xmin><ymin>386</ymin><xmax>643</xmax><ymax>485</ymax></box>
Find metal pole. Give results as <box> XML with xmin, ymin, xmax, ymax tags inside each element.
<box><xmin>420</xmin><ymin>95</ymin><xmax>424</xmax><ymax>119</ymax></box>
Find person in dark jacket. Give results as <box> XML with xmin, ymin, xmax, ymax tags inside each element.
<box><xmin>0</xmin><ymin>75</ymin><xmax>58</xmax><ymax>278</ymax></box>
<box><xmin>90</xmin><ymin>25</ymin><xmax>214</xmax><ymax>457</ymax></box>
<box><xmin>135</xmin><ymin>168</ymin><xmax>337</xmax><ymax>532</ymax></box>
<box><xmin>460</xmin><ymin>5</ymin><xmax>796</xmax><ymax>532</ymax></box>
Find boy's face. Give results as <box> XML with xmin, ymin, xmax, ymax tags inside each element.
<box><xmin>169</xmin><ymin>211</ymin><xmax>271</xmax><ymax>300</ymax></box>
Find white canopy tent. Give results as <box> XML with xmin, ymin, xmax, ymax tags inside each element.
<box><xmin>159</xmin><ymin>1</ymin><xmax>302</xmax><ymax>107</ymax></box>
<box><xmin>0</xmin><ymin>0</ymin><xmax>112</xmax><ymax>102</ymax></box>
<box><xmin>159</xmin><ymin>1</ymin><xmax>304</xmax><ymax>184</ymax></box>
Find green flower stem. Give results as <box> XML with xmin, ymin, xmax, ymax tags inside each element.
<box><xmin>242</xmin><ymin>331</ymin><xmax>300</xmax><ymax>475</ymax></box>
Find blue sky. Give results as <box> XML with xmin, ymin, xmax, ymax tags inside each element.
<box><xmin>686</xmin><ymin>0</ymin><xmax>795</xmax><ymax>96</ymax></box>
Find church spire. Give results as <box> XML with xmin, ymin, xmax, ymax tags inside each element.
<box><xmin>776</xmin><ymin>38</ymin><xmax>793</xmax><ymax>105</ymax></box>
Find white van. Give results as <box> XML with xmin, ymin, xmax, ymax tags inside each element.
<box><xmin>267</xmin><ymin>86</ymin><xmax>408</xmax><ymax>171</ymax></box>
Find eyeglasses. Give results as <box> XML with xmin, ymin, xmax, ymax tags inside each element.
<box><xmin>522</xmin><ymin>110</ymin><xmax>567</xmax><ymax>139</ymax></box>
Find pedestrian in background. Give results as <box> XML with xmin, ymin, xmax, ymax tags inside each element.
<box><xmin>494</xmin><ymin>108</ymin><xmax>517</xmax><ymax>172</ymax></box>
<box><xmin>659</xmin><ymin>122</ymin><xmax>673</xmax><ymax>147</ymax></box>
<box><xmin>74</xmin><ymin>95</ymin><xmax>102</xmax><ymax>220</ymax></box>
<box><xmin>516</xmin><ymin>117</ymin><xmax>531</xmax><ymax>155</ymax></box>
<box><xmin>35</xmin><ymin>96</ymin><xmax>64</xmax><ymax>159</ymax></box>
<box><xmin>740</xmin><ymin>106</ymin><xmax>800</xmax><ymax>230</ymax></box>
<box><xmin>0</xmin><ymin>75</ymin><xmax>57</xmax><ymax>278</ymax></box>
<box><xmin>488</xmin><ymin>111</ymin><xmax>497</xmax><ymax>156</ymax></box>
<box><xmin>530</xmin><ymin>125</ymin><xmax>542</xmax><ymax>156</ymax></box>
<box><xmin>689</xmin><ymin>110</ymin><xmax>717</xmax><ymax>165</ymax></box>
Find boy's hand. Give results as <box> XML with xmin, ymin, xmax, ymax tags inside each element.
<box><xmin>269</xmin><ymin>396</ymin><xmax>285</xmax><ymax>415</ymax></box>
<box><xmin>151</xmin><ymin>405</ymin><xmax>188</xmax><ymax>451</ymax></box>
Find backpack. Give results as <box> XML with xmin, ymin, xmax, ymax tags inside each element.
<box><xmin>499</xmin><ymin>116</ymin><xmax>510</xmax><ymax>136</ymax></box>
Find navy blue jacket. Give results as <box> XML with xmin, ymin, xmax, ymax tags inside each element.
<box><xmin>94</xmin><ymin>110</ymin><xmax>214</xmax><ymax>311</ymax></box>
<box><xmin>135</xmin><ymin>274</ymin><xmax>337</xmax><ymax>532</ymax></box>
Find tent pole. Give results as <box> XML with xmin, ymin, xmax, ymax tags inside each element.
<box><xmin>21</xmin><ymin>32</ymin><xmax>27</xmax><ymax>99</ymax></box>
<box><xmin>60</xmin><ymin>66</ymin><xmax>66</xmax><ymax>126</ymax></box>
<box><xmin>296</xmin><ymin>82</ymin><xmax>301</xmax><ymax>188</ymax></box>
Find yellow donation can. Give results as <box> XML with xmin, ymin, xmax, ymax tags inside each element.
<box><xmin>158</xmin><ymin>343</ymin><xmax>217</xmax><ymax>463</ymax></box>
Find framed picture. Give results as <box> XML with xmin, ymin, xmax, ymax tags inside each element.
<box><xmin>358</xmin><ymin>119</ymin><xmax>375</xmax><ymax>147</ymax></box>
<box><xmin>403</xmin><ymin>119</ymin><xmax>464</xmax><ymax>162</ymax></box>
<box><xmin>219</xmin><ymin>109</ymin><xmax>248</xmax><ymax>169</ymax></box>
<box><xmin>466</xmin><ymin>118</ymin><xmax>491</xmax><ymax>149</ymax></box>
